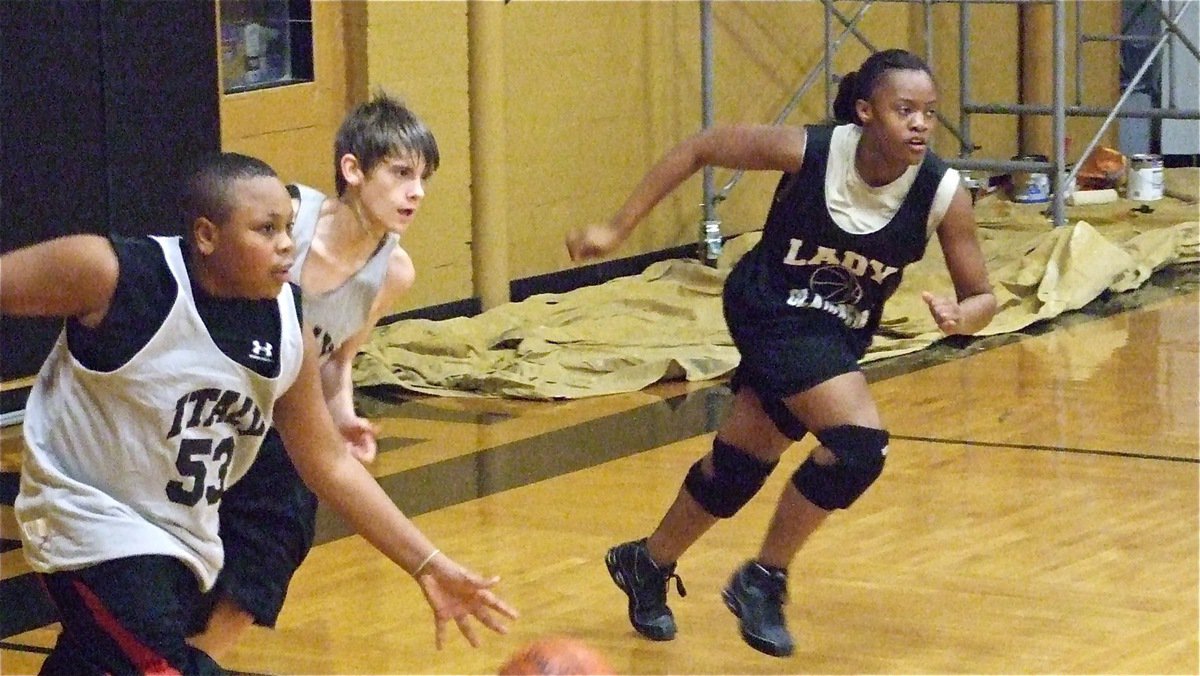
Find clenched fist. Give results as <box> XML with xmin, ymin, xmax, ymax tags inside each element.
<box><xmin>566</xmin><ymin>223</ymin><xmax>625</xmax><ymax>262</ymax></box>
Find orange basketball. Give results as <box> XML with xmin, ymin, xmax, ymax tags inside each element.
<box><xmin>498</xmin><ymin>635</ymin><xmax>613</xmax><ymax>675</ymax></box>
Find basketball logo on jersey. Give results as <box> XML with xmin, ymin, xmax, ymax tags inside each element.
<box><xmin>786</xmin><ymin>287</ymin><xmax>869</xmax><ymax>329</ymax></box>
<box><xmin>808</xmin><ymin>265</ymin><xmax>863</xmax><ymax>305</ymax></box>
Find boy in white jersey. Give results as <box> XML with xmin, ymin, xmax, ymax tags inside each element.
<box><xmin>1</xmin><ymin>153</ymin><xmax>516</xmax><ymax>674</ymax></box>
<box><xmin>569</xmin><ymin>50</ymin><xmax>996</xmax><ymax>657</ymax></box>
<box><xmin>189</xmin><ymin>94</ymin><xmax>446</xmax><ymax>659</ymax></box>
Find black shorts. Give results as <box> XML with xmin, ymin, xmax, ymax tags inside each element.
<box><xmin>39</xmin><ymin>556</ymin><xmax>223</xmax><ymax>675</ymax></box>
<box><xmin>726</xmin><ymin>303</ymin><xmax>864</xmax><ymax>401</ymax></box>
<box><xmin>723</xmin><ymin>280</ymin><xmax>866</xmax><ymax>440</ymax></box>
<box><xmin>194</xmin><ymin>428</ymin><xmax>318</xmax><ymax>631</ymax></box>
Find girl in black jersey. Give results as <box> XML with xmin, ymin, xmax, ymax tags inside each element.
<box><xmin>568</xmin><ymin>50</ymin><xmax>996</xmax><ymax>657</ymax></box>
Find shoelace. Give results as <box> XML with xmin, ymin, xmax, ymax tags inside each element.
<box><xmin>650</xmin><ymin>557</ymin><xmax>688</xmax><ymax>599</ymax></box>
<box><xmin>666</xmin><ymin>571</ymin><xmax>687</xmax><ymax>598</ymax></box>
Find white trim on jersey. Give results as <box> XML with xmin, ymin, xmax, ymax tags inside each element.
<box><xmin>824</xmin><ymin>124</ymin><xmax>960</xmax><ymax>238</ymax></box>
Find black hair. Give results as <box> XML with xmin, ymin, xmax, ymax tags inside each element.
<box><xmin>832</xmin><ymin>49</ymin><xmax>934</xmax><ymax>125</ymax></box>
<box><xmin>181</xmin><ymin>152</ymin><xmax>278</xmax><ymax>228</ymax></box>
<box><xmin>334</xmin><ymin>91</ymin><xmax>440</xmax><ymax>197</ymax></box>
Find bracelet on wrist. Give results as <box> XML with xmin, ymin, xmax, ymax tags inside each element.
<box><xmin>412</xmin><ymin>549</ymin><xmax>441</xmax><ymax>577</ymax></box>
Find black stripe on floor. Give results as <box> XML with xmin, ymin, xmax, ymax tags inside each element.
<box><xmin>356</xmin><ymin>391</ymin><xmax>515</xmax><ymax>425</ymax></box>
<box><xmin>376</xmin><ymin>436</ymin><xmax>424</xmax><ymax>454</ymax></box>
<box><xmin>312</xmin><ymin>384</ymin><xmax>730</xmax><ymax>544</ymax></box>
<box><xmin>892</xmin><ymin>434</ymin><xmax>1200</xmax><ymax>464</ymax></box>
<box><xmin>0</xmin><ymin>641</ymin><xmax>52</xmax><ymax>655</ymax></box>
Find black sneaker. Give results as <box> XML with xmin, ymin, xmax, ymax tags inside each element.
<box><xmin>722</xmin><ymin>561</ymin><xmax>794</xmax><ymax>657</ymax></box>
<box><xmin>605</xmin><ymin>539</ymin><xmax>687</xmax><ymax>640</ymax></box>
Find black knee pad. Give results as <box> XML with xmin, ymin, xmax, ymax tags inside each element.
<box><xmin>684</xmin><ymin>439</ymin><xmax>778</xmax><ymax>518</ymax></box>
<box><xmin>791</xmin><ymin>425</ymin><xmax>888</xmax><ymax>510</ymax></box>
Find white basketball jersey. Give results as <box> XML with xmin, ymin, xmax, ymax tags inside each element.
<box><xmin>290</xmin><ymin>184</ymin><xmax>397</xmax><ymax>362</ymax></box>
<box><xmin>16</xmin><ymin>236</ymin><xmax>304</xmax><ymax>590</ymax></box>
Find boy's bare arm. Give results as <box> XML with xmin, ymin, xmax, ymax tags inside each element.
<box><xmin>0</xmin><ymin>235</ymin><xmax>119</xmax><ymax>327</ymax></box>
<box><xmin>274</xmin><ymin>331</ymin><xmax>517</xmax><ymax>646</ymax></box>
<box><xmin>274</xmin><ymin>330</ymin><xmax>438</xmax><ymax>573</ymax></box>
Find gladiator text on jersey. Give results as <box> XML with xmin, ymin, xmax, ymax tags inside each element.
<box><xmin>786</xmin><ymin>288</ymin><xmax>870</xmax><ymax>329</ymax></box>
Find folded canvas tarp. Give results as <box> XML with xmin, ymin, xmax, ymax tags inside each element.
<box><xmin>354</xmin><ymin>169</ymin><xmax>1199</xmax><ymax>400</ymax></box>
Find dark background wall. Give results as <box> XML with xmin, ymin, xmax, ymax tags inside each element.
<box><xmin>1</xmin><ymin>0</ymin><xmax>220</xmax><ymax>405</ymax></box>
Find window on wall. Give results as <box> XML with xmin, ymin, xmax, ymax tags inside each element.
<box><xmin>219</xmin><ymin>0</ymin><xmax>313</xmax><ymax>93</ymax></box>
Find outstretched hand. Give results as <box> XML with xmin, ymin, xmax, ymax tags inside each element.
<box><xmin>566</xmin><ymin>223</ymin><xmax>624</xmax><ymax>262</ymax></box>
<box><xmin>338</xmin><ymin>416</ymin><xmax>378</xmax><ymax>464</ymax></box>
<box><xmin>922</xmin><ymin>291</ymin><xmax>964</xmax><ymax>335</ymax></box>
<box><xmin>415</xmin><ymin>555</ymin><xmax>519</xmax><ymax>650</ymax></box>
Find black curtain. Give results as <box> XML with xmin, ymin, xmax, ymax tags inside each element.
<box><xmin>1</xmin><ymin>0</ymin><xmax>220</xmax><ymax>395</ymax></box>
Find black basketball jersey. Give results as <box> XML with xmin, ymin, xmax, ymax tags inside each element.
<box><xmin>725</xmin><ymin>124</ymin><xmax>948</xmax><ymax>352</ymax></box>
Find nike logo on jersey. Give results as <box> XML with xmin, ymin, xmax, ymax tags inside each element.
<box><xmin>249</xmin><ymin>340</ymin><xmax>274</xmax><ymax>363</ymax></box>
<box><xmin>781</xmin><ymin>238</ymin><xmax>899</xmax><ymax>283</ymax></box>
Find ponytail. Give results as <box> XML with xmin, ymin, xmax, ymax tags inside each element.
<box><xmin>832</xmin><ymin>71</ymin><xmax>862</xmax><ymax>124</ymax></box>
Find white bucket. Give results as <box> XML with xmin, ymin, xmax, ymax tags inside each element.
<box><xmin>1128</xmin><ymin>154</ymin><xmax>1164</xmax><ymax>201</ymax></box>
<box><xmin>1010</xmin><ymin>155</ymin><xmax>1050</xmax><ymax>203</ymax></box>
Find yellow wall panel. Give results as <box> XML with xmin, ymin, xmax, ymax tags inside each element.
<box><xmin>220</xmin><ymin>2</ymin><xmax>1121</xmax><ymax>314</ymax></box>
<box><xmin>223</xmin><ymin>122</ymin><xmax>333</xmax><ymax>192</ymax></box>
<box><xmin>220</xmin><ymin>1</ymin><xmax>349</xmax><ymax>196</ymax></box>
<box><xmin>365</xmin><ymin>1</ymin><xmax>474</xmax><ymax>310</ymax></box>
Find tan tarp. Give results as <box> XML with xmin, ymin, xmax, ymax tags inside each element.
<box><xmin>355</xmin><ymin>168</ymin><xmax>1199</xmax><ymax>400</ymax></box>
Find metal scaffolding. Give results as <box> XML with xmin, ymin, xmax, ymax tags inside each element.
<box><xmin>697</xmin><ymin>0</ymin><xmax>1200</xmax><ymax>260</ymax></box>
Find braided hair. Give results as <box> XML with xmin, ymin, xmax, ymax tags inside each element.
<box><xmin>833</xmin><ymin>49</ymin><xmax>933</xmax><ymax>125</ymax></box>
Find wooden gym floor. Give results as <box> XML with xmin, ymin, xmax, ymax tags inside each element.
<box><xmin>1</xmin><ymin>269</ymin><xmax>1197</xmax><ymax>675</ymax></box>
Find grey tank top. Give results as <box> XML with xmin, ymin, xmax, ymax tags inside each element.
<box><xmin>289</xmin><ymin>184</ymin><xmax>398</xmax><ymax>361</ymax></box>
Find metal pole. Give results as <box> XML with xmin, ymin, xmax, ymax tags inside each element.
<box><xmin>960</xmin><ymin>0</ymin><xmax>973</xmax><ymax>157</ymax></box>
<box><xmin>1074</xmin><ymin>0</ymin><xmax>1083</xmax><ymax>105</ymax></box>
<box><xmin>699</xmin><ymin>0</ymin><xmax>720</xmax><ymax>265</ymax></box>
<box><xmin>924</xmin><ymin>0</ymin><xmax>935</xmax><ymax>150</ymax></box>
<box><xmin>1051</xmin><ymin>0</ymin><xmax>1066</xmax><ymax>226</ymax></box>
<box><xmin>947</xmin><ymin>157</ymin><xmax>1057</xmax><ymax>172</ymax></box>
<box><xmin>1164</xmin><ymin>0</ymin><xmax>1176</xmax><ymax>110</ymax></box>
<box><xmin>964</xmin><ymin>102</ymin><xmax>1200</xmax><ymax>117</ymax></box>
<box><xmin>924</xmin><ymin>0</ymin><xmax>934</xmax><ymax>80</ymax></box>
<box><xmin>824</xmin><ymin>0</ymin><xmax>834</xmax><ymax>120</ymax></box>
<box><xmin>1063</xmin><ymin>1</ymin><xmax>1190</xmax><ymax>195</ymax></box>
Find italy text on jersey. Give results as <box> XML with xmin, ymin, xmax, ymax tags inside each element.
<box><xmin>165</xmin><ymin>388</ymin><xmax>268</xmax><ymax>507</ymax></box>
